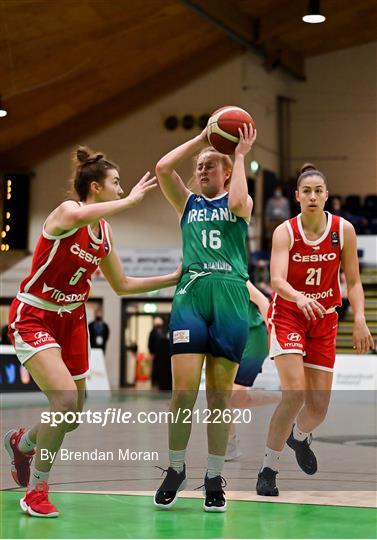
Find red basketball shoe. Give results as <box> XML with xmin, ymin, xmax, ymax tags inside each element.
<box><xmin>20</xmin><ymin>481</ymin><xmax>59</xmax><ymax>518</ymax></box>
<box><xmin>3</xmin><ymin>427</ymin><xmax>35</xmax><ymax>487</ymax></box>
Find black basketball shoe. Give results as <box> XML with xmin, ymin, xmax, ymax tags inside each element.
<box><xmin>256</xmin><ymin>467</ymin><xmax>279</xmax><ymax>496</ymax></box>
<box><xmin>287</xmin><ymin>428</ymin><xmax>317</xmax><ymax>475</ymax></box>
<box><xmin>203</xmin><ymin>474</ymin><xmax>227</xmax><ymax>512</ymax></box>
<box><xmin>154</xmin><ymin>465</ymin><xmax>187</xmax><ymax>509</ymax></box>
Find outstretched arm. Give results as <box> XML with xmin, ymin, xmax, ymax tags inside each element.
<box><xmin>45</xmin><ymin>173</ymin><xmax>157</xmax><ymax>235</ymax></box>
<box><xmin>341</xmin><ymin>220</ymin><xmax>374</xmax><ymax>353</ymax></box>
<box><xmin>156</xmin><ymin>130</ymin><xmax>208</xmax><ymax>215</ymax></box>
<box><xmin>100</xmin><ymin>226</ymin><xmax>181</xmax><ymax>295</ymax></box>
<box><xmin>246</xmin><ymin>281</ymin><xmax>270</xmax><ymax>323</ymax></box>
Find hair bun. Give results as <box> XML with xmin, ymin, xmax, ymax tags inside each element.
<box><xmin>300</xmin><ymin>162</ymin><xmax>316</xmax><ymax>174</ymax></box>
<box><xmin>76</xmin><ymin>146</ymin><xmax>92</xmax><ymax>163</ymax></box>
<box><xmin>76</xmin><ymin>146</ymin><xmax>104</xmax><ymax>165</ymax></box>
<box><xmin>87</xmin><ymin>153</ymin><xmax>104</xmax><ymax>164</ymax></box>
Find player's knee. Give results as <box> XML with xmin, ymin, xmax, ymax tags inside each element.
<box><xmin>206</xmin><ymin>390</ymin><xmax>231</xmax><ymax>410</ymax></box>
<box><xmin>305</xmin><ymin>400</ymin><xmax>329</xmax><ymax>423</ymax></box>
<box><xmin>281</xmin><ymin>389</ymin><xmax>305</xmax><ymax>408</ymax></box>
<box><xmin>49</xmin><ymin>389</ymin><xmax>78</xmax><ymax>415</ymax></box>
<box><xmin>65</xmin><ymin>421</ymin><xmax>80</xmax><ymax>433</ymax></box>
<box><xmin>171</xmin><ymin>389</ymin><xmax>197</xmax><ymax>411</ymax></box>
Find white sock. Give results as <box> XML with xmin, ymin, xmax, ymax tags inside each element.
<box><xmin>18</xmin><ymin>431</ymin><xmax>36</xmax><ymax>453</ymax></box>
<box><xmin>29</xmin><ymin>468</ymin><xmax>50</xmax><ymax>490</ymax></box>
<box><xmin>169</xmin><ymin>449</ymin><xmax>186</xmax><ymax>473</ymax></box>
<box><xmin>262</xmin><ymin>447</ymin><xmax>281</xmax><ymax>472</ymax></box>
<box><xmin>228</xmin><ymin>433</ymin><xmax>237</xmax><ymax>443</ymax></box>
<box><xmin>293</xmin><ymin>423</ymin><xmax>311</xmax><ymax>441</ymax></box>
<box><xmin>207</xmin><ymin>453</ymin><xmax>225</xmax><ymax>479</ymax></box>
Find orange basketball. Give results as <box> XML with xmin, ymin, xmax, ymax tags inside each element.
<box><xmin>207</xmin><ymin>106</ymin><xmax>255</xmax><ymax>155</ymax></box>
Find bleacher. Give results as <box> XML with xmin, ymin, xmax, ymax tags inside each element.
<box><xmin>326</xmin><ymin>194</ymin><xmax>377</xmax><ymax>235</ymax></box>
<box><xmin>337</xmin><ymin>266</ymin><xmax>377</xmax><ymax>353</ymax></box>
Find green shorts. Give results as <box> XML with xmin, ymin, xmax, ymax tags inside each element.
<box><xmin>170</xmin><ymin>276</ymin><xmax>249</xmax><ymax>363</ymax></box>
<box><xmin>235</xmin><ymin>319</ymin><xmax>268</xmax><ymax>386</ymax></box>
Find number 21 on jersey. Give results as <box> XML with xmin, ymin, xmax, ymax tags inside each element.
<box><xmin>305</xmin><ymin>267</ymin><xmax>322</xmax><ymax>285</ymax></box>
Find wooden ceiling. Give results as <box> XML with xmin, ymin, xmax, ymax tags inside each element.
<box><xmin>0</xmin><ymin>0</ymin><xmax>375</xmax><ymax>169</ymax></box>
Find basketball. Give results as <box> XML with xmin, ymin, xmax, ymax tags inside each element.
<box><xmin>207</xmin><ymin>106</ymin><xmax>255</xmax><ymax>155</ymax></box>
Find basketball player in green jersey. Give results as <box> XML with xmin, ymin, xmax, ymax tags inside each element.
<box><xmin>154</xmin><ymin>123</ymin><xmax>256</xmax><ymax>512</ymax></box>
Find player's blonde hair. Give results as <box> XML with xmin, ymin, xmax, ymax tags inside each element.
<box><xmin>188</xmin><ymin>147</ymin><xmax>233</xmax><ymax>193</ymax></box>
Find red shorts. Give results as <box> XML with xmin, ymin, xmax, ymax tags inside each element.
<box><xmin>267</xmin><ymin>301</ymin><xmax>338</xmax><ymax>371</ymax></box>
<box><xmin>8</xmin><ymin>299</ymin><xmax>89</xmax><ymax>380</ymax></box>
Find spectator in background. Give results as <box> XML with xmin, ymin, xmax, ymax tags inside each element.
<box><xmin>254</xmin><ymin>259</ymin><xmax>273</xmax><ymax>300</ymax></box>
<box><xmin>88</xmin><ymin>307</ymin><xmax>110</xmax><ymax>352</ymax></box>
<box><xmin>265</xmin><ymin>186</ymin><xmax>291</xmax><ymax>248</ymax></box>
<box><xmin>148</xmin><ymin>317</ymin><xmax>165</xmax><ymax>387</ymax></box>
<box><xmin>330</xmin><ymin>196</ymin><xmax>367</xmax><ymax>235</ymax></box>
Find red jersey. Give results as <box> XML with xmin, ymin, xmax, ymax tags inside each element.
<box><xmin>273</xmin><ymin>212</ymin><xmax>343</xmax><ymax>313</ymax></box>
<box><xmin>18</xmin><ymin>218</ymin><xmax>111</xmax><ymax>310</ymax></box>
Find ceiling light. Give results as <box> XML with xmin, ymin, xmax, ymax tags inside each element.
<box><xmin>303</xmin><ymin>0</ymin><xmax>326</xmax><ymax>24</ymax></box>
<box><xmin>250</xmin><ymin>160</ymin><xmax>260</xmax><ymax>173</ymax></box>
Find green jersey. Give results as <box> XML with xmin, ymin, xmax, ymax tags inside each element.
<box><xmin>179</xmin><ymin>192</ymin><xmax>249</xmax><ymax>286</ymax></box>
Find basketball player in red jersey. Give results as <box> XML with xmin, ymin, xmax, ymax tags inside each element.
<box><xmin>256</xmin><ymin>163</ymin><xmax>374</xmax><ymax>496</ymax></box>
<box><xmin>3</xmin><ymin>147</ymin><xmax>182</xmax><ymax>517</ymax></box>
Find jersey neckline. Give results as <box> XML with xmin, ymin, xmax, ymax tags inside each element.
<box><xmin>201</xmin><ymin>192</ymin><xmax>228</xmax><ymax>202</ymax></box>
<box><xmin>87</xmin><ymin>222</ymin><xmax>103</xmax><ymax>244</ymax></box>
<box><xmin>297</xmin><ymin>211</ymin><xmax>332</xmax><ymax>246</ymax></box>
<box><xmin>78</xmin><ymin>201</ymin><xmax>103</xmax><ymax>244</ymax></box>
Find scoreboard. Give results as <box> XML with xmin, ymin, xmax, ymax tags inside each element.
<box><xmin>0</xmin><ymin>173</ymin><xmax>31</xmax><ymax>252</ymax></box>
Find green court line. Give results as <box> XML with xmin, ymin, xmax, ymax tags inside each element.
<box><xmin>1</xmin><ymin>491</ymin><xmax>376</xmax><ymax>539</ymax></box>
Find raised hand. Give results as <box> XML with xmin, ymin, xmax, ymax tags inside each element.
<box><xmin>126</xmin><ymin>172</ymin><xmax>157</xmax><ymax>207</ymax></box>
<box><xmin>235</xmin><ymin>123</ymin><xmax>257</xmax><ymax>157</ymax></box>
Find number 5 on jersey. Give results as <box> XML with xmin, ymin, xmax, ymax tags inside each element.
<box><xmin>69</xmin><ymin>267</ymin><xmax>87</xmax><ymax>286</ymax></box>
<box><xmin>201</xmin><ymin>230</ymin><xmax>222</xmax><ymax>250</ymax></box>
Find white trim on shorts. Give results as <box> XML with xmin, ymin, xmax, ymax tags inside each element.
<box><xmin>269</xmin><ymin>323</ymin><xmax>304</xmax><ymax>358</ymax></box>
<box><xmin>268</xmin><ymin>298</ymin><xmax>304</xmax><ymax>359</ymax></box>
<box><xmin>10</xmin><ymin>301</ymin><xmax>61</xmax><ymax>364</ymax></box>
<box><xmin>303</xmin><ymin>362</ymin><xmax>334</xmax><ymax>373</ymax></box>
<box><xmin>72</xmin><ymin>369</ymin><xmax>90</xmax><ymax>380</ymax></box>
<box><xmin>22</xmin><ymin>344</ymin><xmax>62</xmax><ymax>365</ymax></box>
<box><xmin>10</xmin><ymin>301</ymin><xmax>89</xmax><ymax>379</ymax></box>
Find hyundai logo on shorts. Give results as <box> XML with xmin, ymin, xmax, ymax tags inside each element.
<box><xmin>33</xmin><ymin>332</ymin><xmax>54</xmax><ymax>346</ymax></box>
<box><xmin>287</xmin><ymin>333</ymin><xmax>301</xmax><ymax>342</ymax></box>
<box><xmin>34</xmin><ymin>331</ymin><xmax>50</xmax><ymax>340</ymax></box>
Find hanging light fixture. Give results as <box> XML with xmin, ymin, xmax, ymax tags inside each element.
<box><xmin>303</xmin><ymin>0</ymin><xmax>326</xmax><ymax>23</ymax></box>
<box><xmin>0</xmin><ymin>95</ymin><xmax>7</xmax><ymax>117</ymax></box>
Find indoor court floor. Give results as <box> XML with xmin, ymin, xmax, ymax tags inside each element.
<box><xmin>1</xmin><ymin>391</ymin><xmax>376</xmax><ymax>539</ymax></box>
